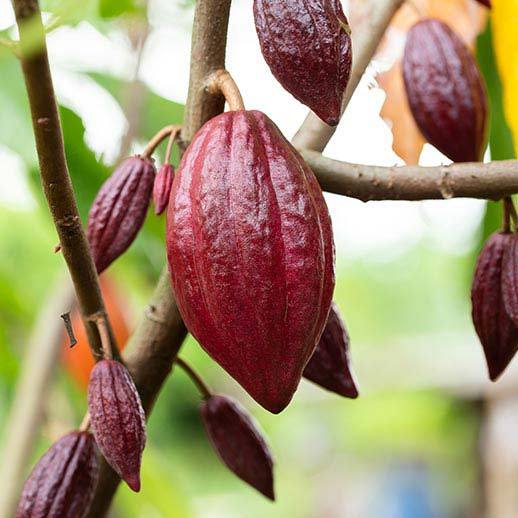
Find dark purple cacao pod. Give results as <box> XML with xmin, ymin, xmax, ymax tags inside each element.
<box><xmin>88</xmin><ymin>359</ymin><xmax>146</xmax><ymax>492</ymax></box>
<box><xmin>303</xmin><ymin>302</ymin><xmax>359</xmax><ymax>398</ymax></box>
<box><xmin>201</xmin><ymin>395</ymin><xmax>274</xmax><ymax>500</ymax></box>
<box><xmin>403</xmin><ymin>18</ymin><xmax>488</xmax><ymax>163</ymax></box>
<box><xmin>167</xmin><ymin>110</ymin><xmax>335</xmax><ymax>414</ymax></box>
<box><xmin>501</xmin><ymin>233</ymin><xmax>518</xmax><ymax>327</ymax></box>
<box><xmin>471</xmin><ymin>232</ymin><xmax>518</xmax><ymax>380</ymax></box>
<box><xmin>475</xmin><ymin>0</ymin><xmax>491</xmax><ymax>7</ymax></box>
<box><xmin>153</xmin><ymin>164</ymin><xmax>174</xmax><ymax>215</ymax></box>
<box><xmin>17</xmin><ymin>431</ymin><xmax>98</xmax><ymax>518</ymax></box>
<box><xmin>254</xmin><ymin>0</ymin><xmax>352</xmax><ymax>126</ymax></box>
<box><xmin>87</xmin><ymin>156</ymin><xmax>155</xmax><ymax>273</ymax></box>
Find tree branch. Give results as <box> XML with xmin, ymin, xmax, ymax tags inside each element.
<box><xmin>13</xmin><ymin>0</ymin><xmax>118</xmax><ymax>361</ymax></box>
<box><xmin>303</xmin><ymin>150</ymin><xmax>518</xmax><ymax>201</ymax></box>
<box><xmin>292</xmin><ymin>0</ymin><xmax>404</xmax><ymax>152</ymax></box>
<box><xmin>87</xmin><ymin>1</ymin><xmax>232</xmax><ymax>514</ymax></box>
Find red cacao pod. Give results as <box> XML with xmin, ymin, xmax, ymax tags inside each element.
<box><xmin>303</xmin><ymin>302</ymin><xmax>358</xmax><ymax>398</ymax></box>
<box><xmin>253</xmin><ymin>0</ymin><xmax>352</xmax><ymax>126</ymax></box>
<box><xmin>87</xmin><ymin>156</ymin><xmax>155</xmax><ymax>273</ymax></box>
<box><xmin>471</xmin><ymin>232</ymin><xmax>518</xmax><ymax>380</ymax></box>
<box><xmin>167</xmin><ymin>110</ymin><xmax>335</xmax><ymax>414</ymax></box>
<box><xmin>201</xmin><ymin>395</ymin><xmax>274</xmax><ymax>500</ymax></box>
<box><xmin>501</xmin><ymin>233</ymin><xmax>518</xmax><ymax>327</ymax></box>
<box><xmin>153</xmin><ymin>163</ymin><xmax>174</xmax><ymax>215</ymax></box>
<box><xmin>17</xmin><ymin>431</ymin><xmax>98</xmax><ymax>518</ymax></box>
<box><xmin>87</xmin><ymin>359</ymin><xmax>146</xmax><ymax>492</ymax></box>
<box><xmin>403</xmin><ymin>19</ymin><xmax>488</xmax><ymax>163</ymax></box>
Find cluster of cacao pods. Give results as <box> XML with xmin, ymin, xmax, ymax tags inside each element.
<box><xmin>17</xmin><ymin>358</ymin><xmax>147</xmax><ymax>517</ymax></box>
<box><xmin>472</xmin><ymin>230</ymin><xmax>518</xmax><ymax>380</ymax></box>
<box><xmin>18</xmin><ymin>1</ymin><xmax>367</xmax><ymax>513</ymax></box>
<box><xmin>402</xmin><ymin>18</ymin><xmax>489</xmax><ymax>163</ymax></box>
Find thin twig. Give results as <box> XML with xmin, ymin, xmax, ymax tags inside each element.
<box><xmin>164</xmin><ymin>126</ymin><xmax>181</xmax><ymax>164</ymax></box>
<box><xmin>60</xmin><ymin>312</ymin><xmax>77</xmax><ymax>348</ymax></box>
<box><xmin>0</xmin><ymin>37</ymin><xmax>20</xmax><ymax>57</ymax></box>
<box><xmin>13</xmin><ymin>0</ymin><xmax>119</xmax><ymax>363</ymax></box>
<box><xmin>79</xmin><ymin>413</ymin><xmax>91</xmax><ymax>432</ymax></box>
<box><xmin>503</xmin><ymin>197</ymin><xmax>518</xmax><ymax>232</ymax></box>
<box><xmin>175</xmin><ymin>358</ymin><xmax>212</xmax><ymax>399</ymax></box>
<box><xmin>206</xmin><ymin>69</ymin><xmax>245</xmax><ymax>111</ymax></box>
<box><xmin>141</xmin><ymin>125</ymin><xmax>178</xmax><ymax>158</ymax></box>
<box><xmin>93</xmin><ymin>314</ymin><xmax>114</xmax><ymax>360</ymax></box>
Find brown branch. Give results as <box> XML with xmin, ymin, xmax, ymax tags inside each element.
<box><xmin>87</xmin><ymin>1</ymin><xmax>232</xmax><ymax>514</ymax></box>
<box><xmin>292</xmin><ymin>0</ymin><xmax>405</xmax><ymax>152</ymax></box>
<box><xmin>13</xmin><ymin>0</ymin><xmax>118</xmax><ymax>362</ymax></box>
<box><xmin>302</xmin><ymin>150</ymin><xmax>518</xmax><ymax>201</ymax></box>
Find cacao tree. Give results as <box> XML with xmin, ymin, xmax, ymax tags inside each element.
<box><xmin>0</xmin><ymin>0</ymin><xmax>517</xmax><ymax>516</ymax></box>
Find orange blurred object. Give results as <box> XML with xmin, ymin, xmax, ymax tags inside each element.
<box><xmin>61</xmin><ymin>276</ymin><xmax>131</xmax><ymax>388</ymax></box>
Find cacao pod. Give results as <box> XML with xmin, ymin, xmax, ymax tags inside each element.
<box><xmin>475</xmin><ymin>0</ymin><xmax>491</xmax><ymax>7</ymax></box>
<box><xmin>253</xmin><ymin>0</ymin><xmax>352</xmax><ymax>126</ymax></box>
<box><xmin>87</xmin><ymin>156</ymin><xmax>155</xmax><ymax>273</ymax></box>
<box><xmin>471</xmin><ymin>232</ymin><xmax>518</xmax><ymax>380</ymax></box>
<box><xmin>201</xmin><ymin>395</ymin><xmax>274</xmax><ymax>500</ymax></box>
<box><xmin>87</xmin><ymin>359</ymin><xmax>146</xmax><ymax>492</ymax></box>
<box><xmin>403</xmin><ymin>18</ymin><xmax>488</xmax><ymax>163</ymax></box>
<box><xmin>153</xmin><ymin>164</ymin><xmax>174</xmax><ymax>215</ymax></box>
<box><xmin>17</xmin><ymin>431</ymin><xmax>98</xmax><ymax>518</ymax></box>
<box><xmin>303</xmin><ymin>302</ymin><xmax>359</xmax><ymax>398</ymax></box>
<box><xmin>501</xmin><ymin>233</ymin><xmax>518</xmax><ymax>327</ymax></box>
<box><xmin>167</xmin><ymin>110</ymin><xmax>335</xmax><ymax>414</ymax></box>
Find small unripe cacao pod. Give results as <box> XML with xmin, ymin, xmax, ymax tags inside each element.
<box><xmin>304</xmin><ymin>302</ymin><xmax>359</xmax><ymax>398</ymax></box>
<box><xmin>87</xmin><ymin>359</ymin><xmax>146</xmax><ymax>492</ymax></box>
<box><xmin>254</xmin><ymin>0</ymin><xmax>352</xmax><ymax>126</ymax></box>
<box><xmin>153</xmin><ymin>164</ymin><xmax>174</xmax><ymax>215</ymax></box>
<box><xmin>403</xmin><ymin>18</ymin><xmax>488</xmax><ymax>163</ymax></box>
<box><xmin>87</xmin><ymin>156</ymin><xmax>155</xmax><ymax>273</ymax></box>
<box><xmin>17</xmin><ymin>431</ymin><xmax>98</xmax><ymax>518</ymax></box>
<box><xmin>501</xmin><ymin>234</ymin><xmax>518</xmax><ymax>327</ymax></box>
<box><xmin>167</xmin><ymin>110</ymin><xmax>335</xmax><ymax>414</ymax></box>
<box><xmin>201</xmin><ymin>395</ymin><xmax>274</xmax><ymax>500</ymax></box>
<box><xmin>471</xmin><ymin>232</ymin><xmax>518</xmax><ymax>380</ymax></box>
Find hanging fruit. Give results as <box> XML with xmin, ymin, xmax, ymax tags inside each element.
<box><xmin>304</xmin><ymin>302</ymin><xmax>359</xmax><ymax>398</ymax></box>
<box><xmin>403</xmin><ymin>18</ymin><xmax>489</xmax><ymax>162</ymax></box>
<box><xmin>167</xmin><ymin>109</ymin><xmax>335</xmax><ymax>414</ymax></box>
<box><xmin>254</xmin><ymin>0</ymin><xmax>352</xmax><ymax>126</ymax></box>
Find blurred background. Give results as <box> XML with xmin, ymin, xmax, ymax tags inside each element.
<box><xmin>0</xmin><ymin>0</ymin><xmax>517</xmax><ymax>517</ymax></box>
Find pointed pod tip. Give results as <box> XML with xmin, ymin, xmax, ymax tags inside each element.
<box><xmin>262</xmin><ymin>485</ymin><xmax>275</xmax><ymax>501</ymax></box>
<box><xmin>124</xmin><ymin>473</ymin><xmax>141</xmax><ymax>493</ymax></box>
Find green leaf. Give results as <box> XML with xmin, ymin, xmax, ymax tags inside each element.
<box><xmin>99</xmin><ymin>0</ymin><xmax>144</xmax><ymax>19</ymax></box>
